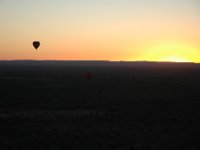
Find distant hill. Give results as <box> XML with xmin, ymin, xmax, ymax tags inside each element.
<box><xmin>0</xmin><ymin>60</ymin><xmax>199</xmax><ymax>68</ymax></box>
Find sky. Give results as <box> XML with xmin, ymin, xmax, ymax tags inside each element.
<box><xmin>0</xmin><ymin>0</ymin><xmax>199</xmax><ymax>62</ymax></box>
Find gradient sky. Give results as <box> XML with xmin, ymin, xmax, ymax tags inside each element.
<box><xmin>0</xmin><ymin>0</ymin><xmax>199</xmax><ymax>62</ymax></box>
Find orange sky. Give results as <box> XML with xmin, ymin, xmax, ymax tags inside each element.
<box><xmin>0</xmin><ymin>0</ymin><xmax>199</xmax><ymax>62</ymax></box>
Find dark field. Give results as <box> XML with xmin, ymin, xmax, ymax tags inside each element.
<box><xmin>0</xmin><ymin>61</ymin><xmax>199</xmax><ymax>150</ymax></box>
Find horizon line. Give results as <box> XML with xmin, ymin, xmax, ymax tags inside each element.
<box><xmin>0</xmin><ymin>59</ymin><xmax>199</xmax><ymax>64</ymax></box>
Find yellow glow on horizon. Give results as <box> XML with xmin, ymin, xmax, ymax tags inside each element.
<box><xmin>135</xmin><ymin>42</ymin><xmax>200</xmax><ymax>63</ymax></box>
<box><xmin>161</xmin><ymin>56</ymin><xmax>191</xmax><ymax>62</ymax></box>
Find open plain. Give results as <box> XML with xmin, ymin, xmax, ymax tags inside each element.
<box><xmin>0</xmin><ymin>61</ymin><xmax>199</xmax><ymax>150</ymax></box>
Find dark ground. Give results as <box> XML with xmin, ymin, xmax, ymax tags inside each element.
<box><xmin>0</xmin><ymin>61</ymin><xmax>199</xmax><ymax>150</ymax></box>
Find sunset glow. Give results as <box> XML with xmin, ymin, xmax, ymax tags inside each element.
<box><xmin>161</xmin><ymin>56</ymin><xmax>191</xmax><ymax>62</ymax></box>
<box><xmin>134</xmin><ymin>42</ymin><xmax>200</xmax><ymax>63</ymax></box>
<box><xmin>0</xmin><ymin>0</ymin><xmax>199</xmax><ymax>62</ymax></box>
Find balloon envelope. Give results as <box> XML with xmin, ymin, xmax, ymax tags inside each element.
<box><xmin>85</xmin><ymin>72</ymin><xmax>94</xmax><ymax>81</ymax></box>
<box><xmin>33</xmin><ymin>41</ymin><xmax>40</xmax><ymax>50</ymax></box>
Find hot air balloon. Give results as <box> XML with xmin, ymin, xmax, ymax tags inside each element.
<box><xmin>85</xmin><ymin>72</ymin><xmax>94</xmax><ymax>81</ymax></box>
<box><xmin>33</xmin><ymin>41</ymin><xmax>40</xmax><ymax>50</ymax></box>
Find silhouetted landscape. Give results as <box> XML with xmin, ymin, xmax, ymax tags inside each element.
<box><xmin>0</xmin><ymin>61</ymin><xmax>199</xmax><ymax>150</ymax></box>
